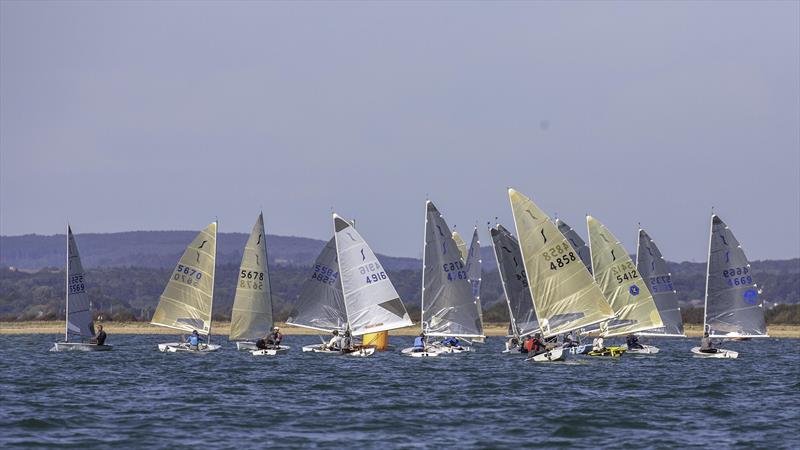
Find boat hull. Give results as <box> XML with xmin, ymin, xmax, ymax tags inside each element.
<box><xmin>563</xmin><ymin>344</ymin><xmax>592</xmax><ymax>355</ymax></box>
<box><xmin>623</xmin><ymin>344</ymin><xmax>660</xmax><ymax>354</ymax></box>
<box><xmin>526</xmin><ymin>348</ymin><xmax>566</xmax><ymax>362</ymax></box>
<box><xmin>158</xmin><ymin>342</ymin><xmax>222</xmax><ymax>353</ymax></box>
<box><xmin>301</xmin><ymin>344</ymin><xmax>375</xmax><ymax>357</ymax></box>
<box><xmin>50</xmin><ymin>342</ymin><xmax>113</xmax><ymax>352</ymax></box>
<box><xmin>251</xmin><ymin>345</ymin><xmax>290</xmax><ymax>356</ymax></box>
<box><xmin>430</xmin><ymin>344</ymin><xmax>471</xmax><ymax>354</ymax></box>
<box><xmin>587</xmin><ymin>346</ymin><xmax>626</xmax><ymax>357</ymax></box>
<box><xmin>691</xmin><ymin>347</ymin><xmax>738</xmax><ymax>359</ymax></box>
<box><xmin>401</xmin><ymin>346</ymin><xmax>443</xmax><ymax>357</ymax></box>
<box><xmin>235</xmin><ymin>341</ymin><xmax>257</xmax><ymax>351</ymax></box>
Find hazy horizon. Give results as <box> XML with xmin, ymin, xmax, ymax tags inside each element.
<box><xmin>2</xmin><ymin>1</ymin><xmax>799</xmax><ymax>260</ymax></box>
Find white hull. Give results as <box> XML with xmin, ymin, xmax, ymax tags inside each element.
<box><xmin>50</xmin><ymin>342</ymin><xmax>113</xmax><ymax>352</ymax></box>
<box><xmin>251</xmin><ymin>345</ymin><xmax>290</xmax><ymax>356</ymax></box>
<box><xmin>624</xmin><ymin>344</ymin><xmax>660</xmax><ymax>354</ymax></box>
<box><xmin>691</xmin><ymin>347</ymin><xmax>738</xmax><ymax>359</ymax></box>
<box><xmin>401</xmin><ymin>346</ymin><xmax>443</xmax><ymax>357</ymax></box>
<box><xmin>430</xmin><ymin>344</ymin><xmax>471</xmax><ymax>354</ymax></box>
<box><xmin>301</xmin><ymin>344</ymin><xmax>375</xmax><ymax>357</ymax></box>
<box><xmin>526</xmin><ymin>348</ymin><xmax>566</xmax><ymax>362</ymax></box>
<box><xmin>158</xmin><ymin>342</ymin><xmax>222</xmax><ymax>353</ymax></box>
<box><xmin>236</xmin><ymin>341</ymin><xmax>257</xmax><ymax>351</ymax></box>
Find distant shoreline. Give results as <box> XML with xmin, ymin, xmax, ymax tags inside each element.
<box><xmin>1</xmin><ymin>321</ymin><xmax>798</xmax><ymax>338</ymax></box>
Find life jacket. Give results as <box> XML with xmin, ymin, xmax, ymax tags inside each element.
<box><xmin>413</xmin><ymin>337</ymin><xmax>424</xmax><ymax>348</ymax></box>
<box><xmin>524</xmin><ymin>339</ymin><xmax>534</xmax><ymax>352</ymax></box>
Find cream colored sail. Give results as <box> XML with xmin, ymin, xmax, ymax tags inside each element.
<box><xmin>508</xmin><ymin>189</ymin><xmax>614</xmax><ymax>337</ymax></box>
<box><xmin>452</xmin><ymin>231</ymin><xmax>468</xmax><ymax>261</ymax></box>
<box><xmin>151</xmin><ymin>222</ymin><xmax>217</xmax><ymax>335</ymax></box>
<box><xmin>229</xmin><ymin>213</ymin><xmax>273</xmax><ymax>341</ymax></box>
<box><xmin>587</xmin><ymin>216</ymin><xmax>663</xmax><ymax>337</ymax></box>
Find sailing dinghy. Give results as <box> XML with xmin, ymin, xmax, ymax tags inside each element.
<box><xmin>587</xmin><ymin>216</ymin><xmax>663</xmax><ymax>356</ymax></box>
<box><xmin>291</xmin><ymin>213</ymin><xmax>413</xmax><ymax>357</ymax></box>
<box><xmin>151</xmin><ymin>222</ymin><xmax>221</xmax><ymax>353</ymax></box>
<box><xmin>228</xmin><ymin>213</ymin><xmax>289</xmax><ymax>356</ymax></box>
<box><xmin>633</xmin><ymin>227</ymin><xmax>686</xmax><ymax>353</ymax></box>
<box><xmin>51</xmin><ymin>226</ymin><xmax>112</xmax><ymax>352</ymax></box>
<box><xmin>402</xmin><ymin>201</ymin><xmax>484</xmax><ymax>357</ymax></box>
<box><xmin>508</xmin><ymin>189</ymin><xmax>616</xmax><ymax>362</ymax></box>
<box><xmin>490</xmin><ymin>224</ymin><xmax>541</xmax><ymax>354</ymax></box>
<box><xmin>691</xmin><ymin>214</ymin><xmax>767</xmax><ymax>357</ymax></box>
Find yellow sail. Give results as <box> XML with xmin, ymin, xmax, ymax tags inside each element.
<box><xmin>509</xmin><ymin>189</ymin><xmax>614</xmax><ymax>337</ymax></box>
<box><xmin>362</xmin><ymin>331</ymin><xmax>389</xmax><ymax>350</ymax></box>
<box><xmin>151</xmin><ymin>222</ymin><xmax>217</xmax><ymax>335</ymax></box>
<box><xmin>587</xmin><ymin>216</ymin><xmax>663</xmax><ymax>337</ymax></box>
<box><xmin>452</xmin><ymin>231</ymin><xmax>468</xmax><ymax>261</ymax></box>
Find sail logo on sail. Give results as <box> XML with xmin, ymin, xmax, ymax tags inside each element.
<box><xmin>743</xmin><ymin>289</ymin><xmax>758</xmax><ymax>305</ymax></box>
<box><xmin>629</xmin><ymin>285</ymin><xmax>640</xmax><ymax>296</ymax></box>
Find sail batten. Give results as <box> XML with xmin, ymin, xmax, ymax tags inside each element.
<box><xmin>490</xmin><ymin>224</ymin><xmax>539</xmax><ymax>339</ymax></box>
<box><xmin>229</xmin><ymin>213</ymin><xmax>274</xmax><ymax>341</ymax></box>
<box><xmin>151</xmin><ymin>222</ymin><xmax>217</xmax><ymax>335</ymax></box>
<box><xmin>587</xmin><ymin>216</ymin><xmax>663</xmax><ymax>336</ymax></box>
<box><xmin>422</xmin><ymin>201</ymin><xmax>485</xmax><ymax>338</ymax></box>
<box><xmin>636</xmin><ymin>228</ymin><xmax>685</xmax><ymax>337</ymax></box>
<box><xmin>704</xmin><ymin>215</ymin><xmax>768</xmax><ymax>337</ymax></box>
<box><xmin>508</xmin><ymin>189</ymin><xmax>614</xmax><ymax>338</ymax></box>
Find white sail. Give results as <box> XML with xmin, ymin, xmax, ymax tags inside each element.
<box><xmin>151</xmin><ymin>222</ymin><xmax>217</xmax><ymax>335</ymax></box>
<box><xmin>334</xmin><ymin>213</ymin><xmax>413</xmax><ymax>336</ymax></box>
<box><xmin>229</xmin><ymin>213</ymin><xmax>274</xmax><ymax>341</ymax></box>
<box><xmin>587</xmin><ymin>216</ymin><xmax>663</xmax><ymax>337</ymax></box>
<box><xmin>422</xmin><ymin>201</ymin><xmax>484</xmax><ymax>338</ymax></box>
<box><xmin>508</xmin><ymin>189</ymin><xmax>614</xmax><ymax>337</ymax></box>
<box><xmin>285</xmin><ymin>237</ymin><xmax>347</xmax><ymax>332</ymax></box>
<box><xmin>65</xmin><ymin>226</ymin><xmax>94</xmax><ymax>341</ymax></box>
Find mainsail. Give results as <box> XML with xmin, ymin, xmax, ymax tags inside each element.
<box><xmin>508</xmin><ymin>189</ymin><xmax>614</xmax><ymax>337</ymax></box>
<box><xmin>151</xmin><ymin>222</ymin><xmax>217</xmax><ymax>335</ymax></box>
<box><xmin>229</xmin><ymin>213</ymin><xmax>274</xmax><ymax>341</ymax></box>
<box><xmin>285</xmin><ymin>237</ymin><xmax>348</xmax><ymax>332</ymax></box>
<box><xmin>65</xmin><ymin>226</ymin><xmax>94</xmax><ymax>341</ymax></box>
<box><xmin>636</xmin><ymin>228</ymin><xmax>685</xmax><ymax>337</ymax></box>
<box><xmin>556</xmin><ymin>218</ymin><xmax>592</xmax><ymax>274</ymax></box>
<box><xmin>490</xmin><ymin>224</ymin><xmax>539</xmax><ymax>338</ymax></box>
<box><xmin>704</xmin><ymin>214</ymin><xmax>768</xmax><ymax>337</ymax></box>
<box><xmin>422</xmin><ymin>201</ymin><xmax>484</xmax><ymax>338</ymax></box>
<box><xmin>334</xmin><ymin>213</ymin><xmax>413</xmax><ymax>336</ymax></box>
<box><xmin>587</xmin><ymin>216</ymin><xmax>663</xmax><ymax>337</ymax></box>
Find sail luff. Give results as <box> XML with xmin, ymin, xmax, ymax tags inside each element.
<box><xmin>64</xmin><ymin>225</ymin><xmax>69</xmax><ymax>342</ymax></box>
<box><xmin>466</xmin><ymin>227</ymin><xmax>483</xmax><ymax>333</ymax></box>
<box><xmin>508</xmin><ymin>189</ymin><xmax>614</xmax><ymax>338</ymax></box>
<box><xmin>703</xmin><ymin>214</ymin><xmax>714</xmax><ymax>334</ymax></box>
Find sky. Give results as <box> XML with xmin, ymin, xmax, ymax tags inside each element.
<box><xmin>1</xmin><ymin>1</ymin><xmax>798</xmax><ymax>261</ymax></box>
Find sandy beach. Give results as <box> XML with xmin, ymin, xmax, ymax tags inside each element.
<box><xmin>1</xmin><ymin>321</ymin><xmax>798</xmax><ymax>338</ymax></box>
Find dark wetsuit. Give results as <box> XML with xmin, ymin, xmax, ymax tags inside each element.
<box><xmin>94</xmin><ymin>330</ymin><xmax>107</xmax><ymax>345</ymax></box>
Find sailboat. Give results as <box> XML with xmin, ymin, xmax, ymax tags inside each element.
<box><xmin>636</xmin><ymin>228</ymin><xmax>686</xmax><ymax>339</ymax></box>
<box><xmin>291</xmin><ymin>213</ymin><xmax>413</xmax><ymax>357</ymax></box>
<box><xmin>51</xmin><ymin>226</ymin><xmax>112</xmax><ymax>352</ymax></box>
<box><xmin>489</xmin><ymin>224</ymin><xmax>540</xmax><ymax>353</ymax></box>
<box><xmin>508</xmin><ymin>189</ymin><xmax>615</xmax><ymax>362</ymax></box>
<box><xmin>587</xmin><ymin>216</ymin><xmax>663</xmax><ymax>355</ymax></box>
<box><xmin>402</xmin><ymin>201</ymin><xmax>485</xmax><ymax>357</ymax></box>
<box><xmin>228</xmin><ymin>213</ymin><xmax>289</xmax><ymax>356</ymax></box>
<box><xmin>691</xmin><ymin>214</ymin><xmax>767</xmax><ymax>358</ymax></box>
<box><xmin>151</xmin><ymin>222</ymin><xmax>221</xmax><ymax>353</ymax></box>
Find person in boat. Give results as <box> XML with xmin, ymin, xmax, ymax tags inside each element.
<box><xmin>90</xmin><ymin>324</ymin><xmax>107</xmax><ymax>346</ymax></box>
<box><xmin>592</xmin><ymin>336</ymin><xmax>605</xmax><ymax>352</ymax></box>
<box><xmin>520</xmin><ymin>335</ymin><xmax>533</xmax><ymax>353</ymax></box>
<box><xmin>626</xmin><ymin>334</ymin><xmax>644</xmax><ymax>349</ymax></box>
<box><xmin>505</xmin><ymin>336</ymin><xmax>519</xmax><ymax>352</ymax></box>
<box><xmin>699</xmin><ymin>332</ymin><xmax>718</xmax><ymax>353</ymax></box>
<box><xmin>562</xmin><ymin>332</ymin><xmax>575</xmax><ymax>348</ymax></box>
<box><xmin>530</xmin><ymin>333</ymin><xmax>548</xmax><ymax>355</ymax></box>
<box><xmin>413</xmin><ymin>332</ymin><xmax>426</xmax><ymax>352</ymax></box>
<box><xmin>343</xmin><ymin>330</ymin><xmax>353</xmax><ymax>350</ymax></box>
<box><xmin>265</xmin><ymin>327</ymin><xmax>283</xmax><ymax>348</ymax></box>
<box><xmin>326</xmin><ymin>330</ymin><xmax>344</xmax><ymax>351</ymax></box>
<box><xmin>441</xmin><ymin>336</ymin><xmax>461</xmax><ymax>348</ymax></box>
<box><xmin>185</xmin><ymin>330</ymin><xmax>203</xmax><ymax>350</ymax></box>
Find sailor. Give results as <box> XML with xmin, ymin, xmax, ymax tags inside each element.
<box><xmin>413</xmin><ymin>332</ymin><xmax>426</xmax><ymax>352</ymax></box>
<box><xmin>626</xmin><ymin>334</ymin><xmax>644</xmax><ymax>349</ymax></box>
<box><xmin>266</xmin><ymin>327</ymin><xmax>283</xmax><ymax>348</ymax></box>
<box><xmin>505</xmin><ymin>336</ymin><xmax>519</xmax><ymax>352</ymax></box>
<box><xmin>699</xmin><ymin>332</ymin><xmax>718</xmax><ymax>353</ymax></box>
<box><xmin>255</xmin><ymin>338</ymin><xmax>269</xmax><ymax>350</ymax></box>
<box><xmin>531</xmin><ymin>333</ymin><xmax>547</xmax><ymax>355</ymax></box>
<box><xmin>441</xmin><ymin>336</ymin><xmax>460</xmax><ymax>347</ymax></box>
<box><xmin>326</xmin><ymin>330</ymin><xmax>343</xmax><ymax>350</ymax></box>
<box><xmin>343</xmin><ymin>330</ymin><xmax>353</xmax><ymax>350</ymax></box>
<box><xmin>592</xmin><ymin>336</ymin><xmax>605</xmax><ymax>352</ymax></box>
<box><xmin>562</xmin><ymin>332</ymin><xmax>575</xmax><ymax>348</ymax></box>
<box><xmin>186</xmin><ymin>330</ymin><xmax>203</xmax><ymax>350</ymax></box>
<box><xmin>90</xmin><ymin>324</ymin><xmax>107</xmax><ymax>346</ymax></box>
<box><xmin>521</xmin><ymin>335</ymin><xmax>533</xmax><ymax>353</ymax></box>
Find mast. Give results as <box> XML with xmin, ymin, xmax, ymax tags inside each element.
<box><xmin>64</xmin><ymin>225</ymin><xmax>69</xmax><ymax>342</ymax></box>
<box><xmin>207</xmin><ymin>220</ymin><xmax>218</xmax><ymax>345</ymax></box>
<box><xmin>332</xmin><ymin>213</ymin><xmax>351</xmax><ymax>333</ymax></box>
<box><xmin>264</xmin><ymin>212</ymin><xmax>275</xmax><ymax>338</ymax></box>
<box><xmin>420</xmin><ymin>201</ymin><xmax>429</xmax><ymax>335</ymax></box>
<box><xmin>702</xmin><ymin>212</ymin><xmax>713</xmax><ymax>334</ymax></box>
<box><xmin>490</xmin><ymin>224</ymin><xmax>518</xmax><ymax>339</ymax></box>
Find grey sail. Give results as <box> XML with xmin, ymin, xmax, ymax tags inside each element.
<box><xmin>334</xmin><ymin>213</ymin><xmax>413</xmax><ymax>336</ymax></box>
<box><xmin>229</xmin><ymin>213</ymin><xmax>274</xmax><ymax>341</ymax></box>
<box><xmin>422</xmin><ymin>201</ymin><xmax>484</xmax><ymax>338</ymax></box>
<box><xmin>286</xmin><ymin>237</ymin><xmax>348</xmax><ymax>332</ymax></box>
<box><xmin>636</xmin><ymin>228</ymin><xmax>685</xmax><ymax>337</ymax></box>
<box><xmin>490</xmin><ymin>224</ymin><xmax>539</xmax><ymax>338</ymax></box>
<box><xmin>465</xmin><ymin>227</ymin><xmax>484</xmax><ymax>332</ymax></box>
<box><xmin>66</xmin><ymin>226</ymin><xmax>94</xmax><ymax>341</ymax></box>
<box><xmin>704</xmin><ymin>215</ymin><xmax>768</xmax><ymax>337</ymax></box>
<box><xmin>556</xmin><ymin>218</ymin><xmax>592</xmax><ymax>274</ymax></box>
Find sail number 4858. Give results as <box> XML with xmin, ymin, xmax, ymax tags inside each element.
<box><xmin>543</xmin><ymin>243</ymin><xmax>577</xmax><ymax>271</ymax></box>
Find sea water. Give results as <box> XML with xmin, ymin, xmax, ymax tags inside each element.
<box><xmin>1</xmin><ymin>335</ymin><xmax>798</xmax><ymax>448</ymax></box>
